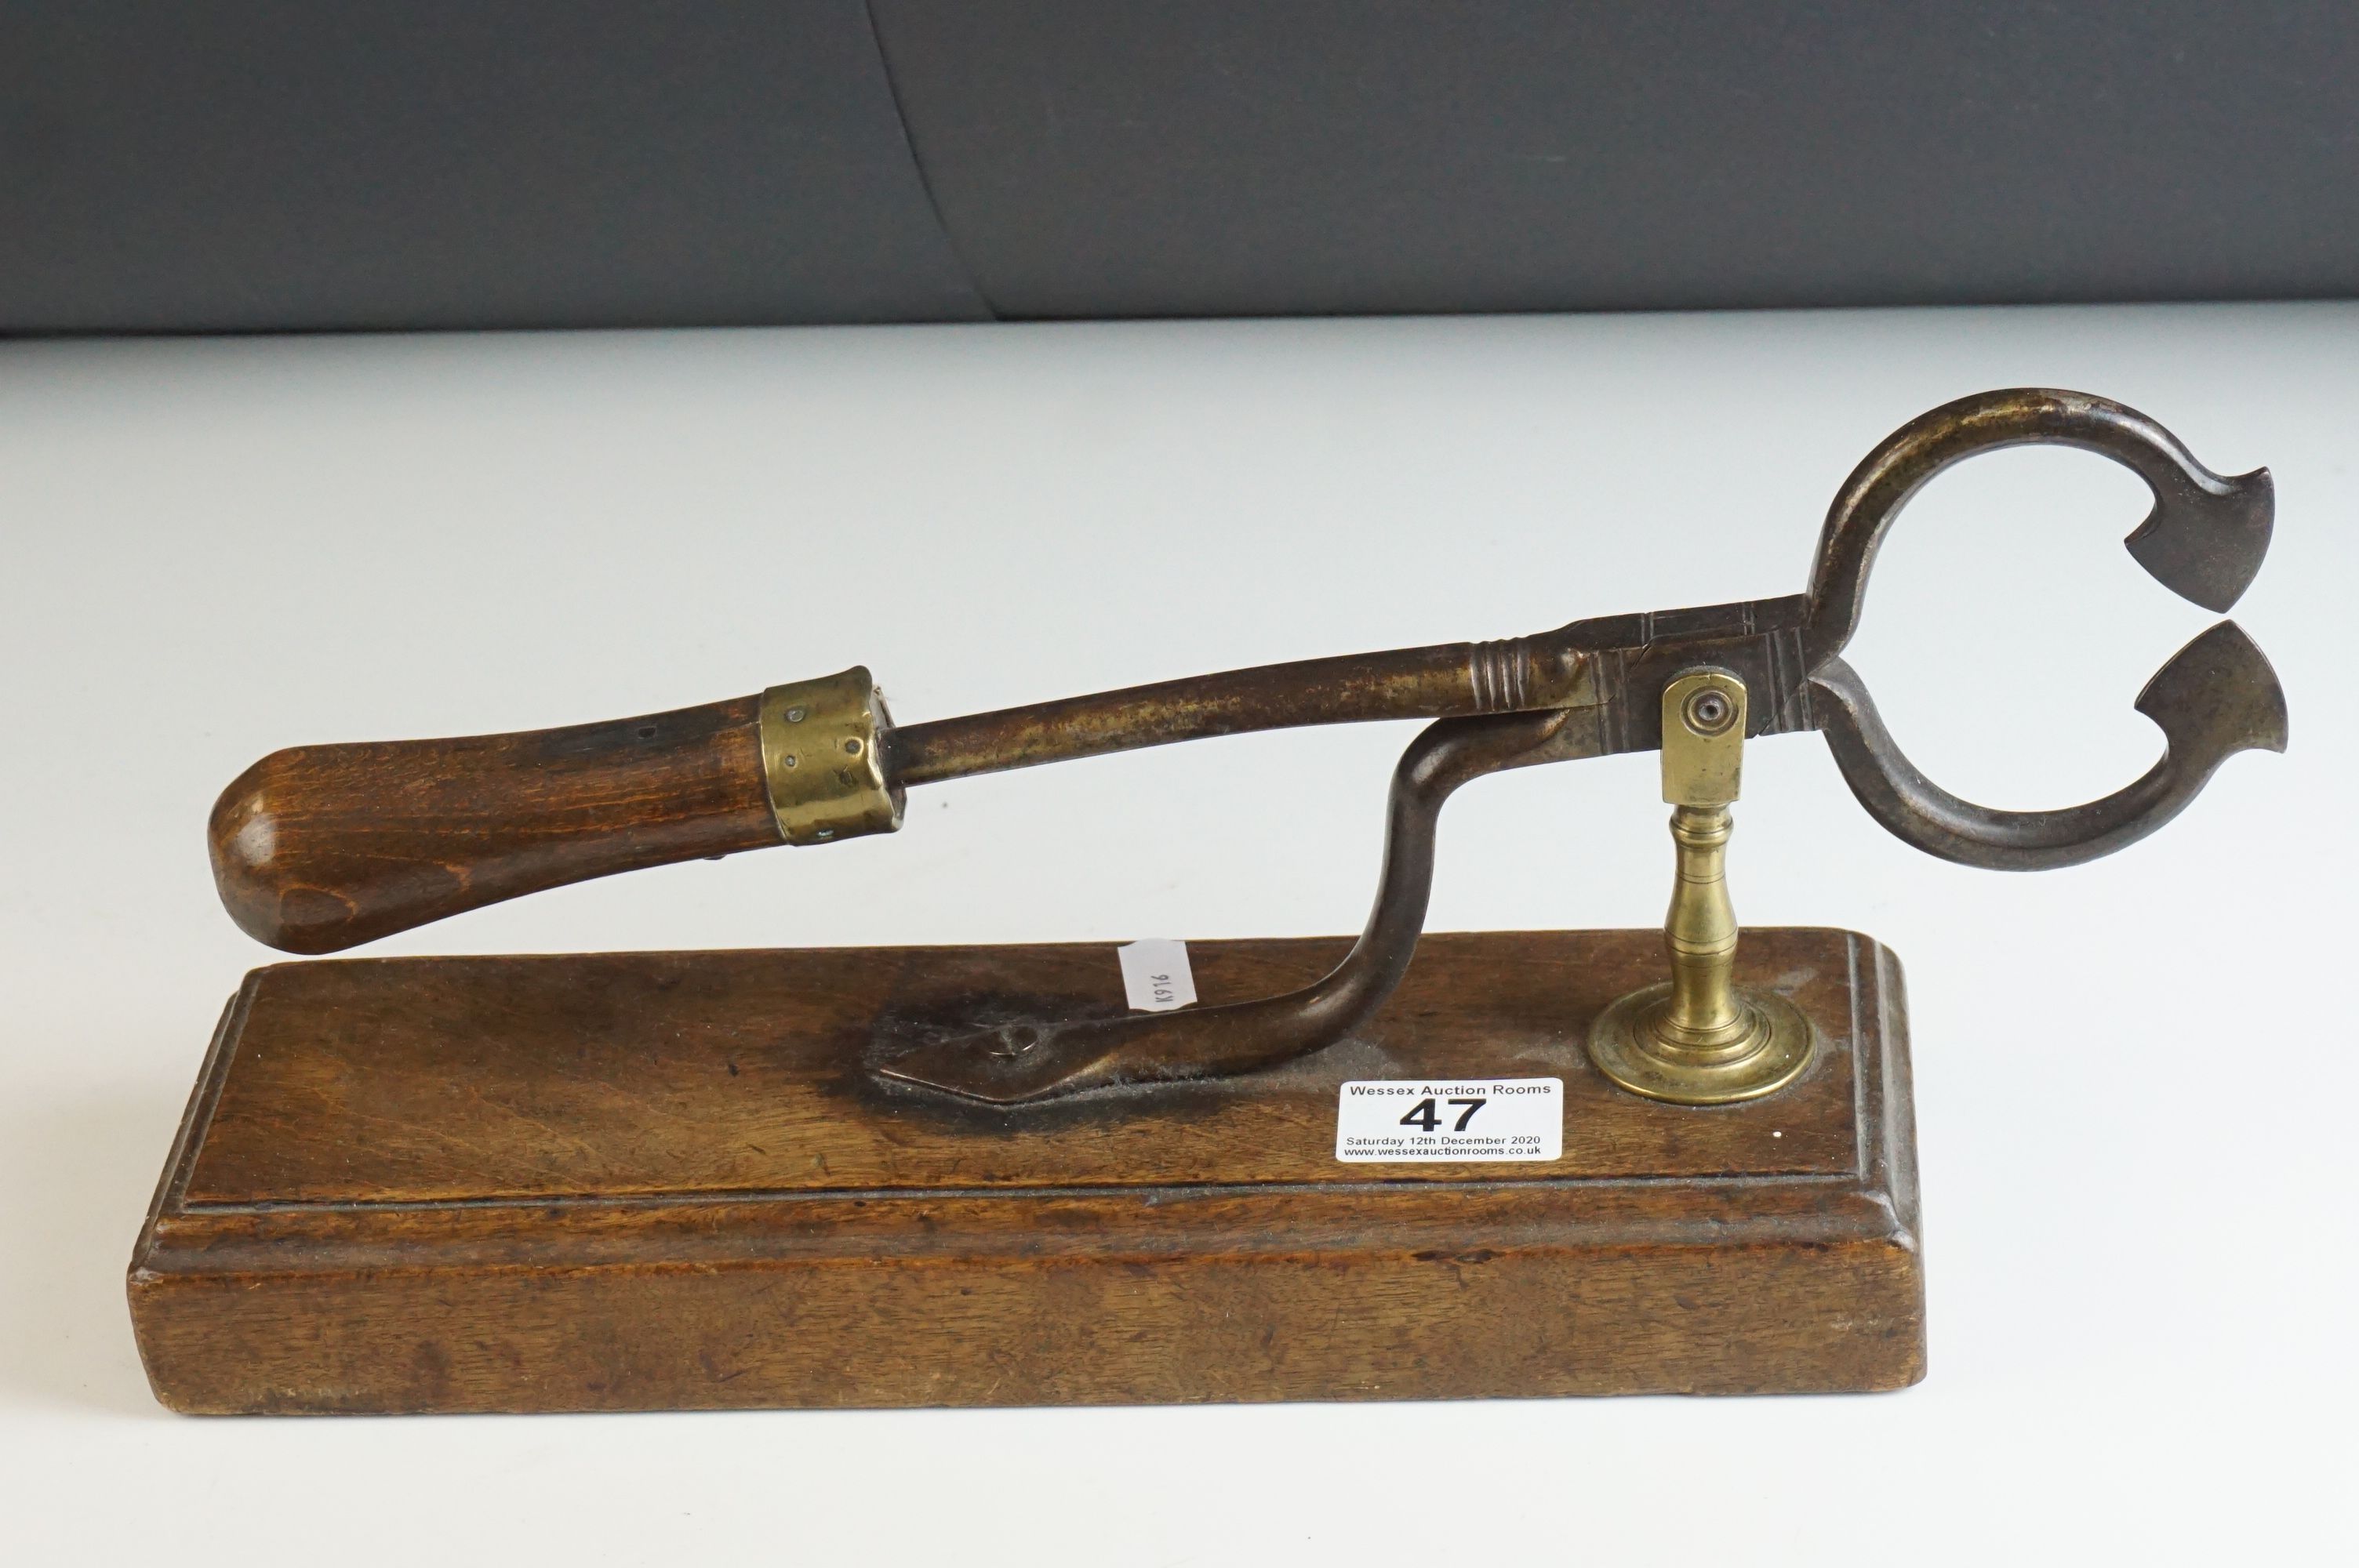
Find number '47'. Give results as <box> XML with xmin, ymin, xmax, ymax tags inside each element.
<box><xmin>1398</xmin><ymin>1096</ymin><xmax>1485</xmax><ymax>1133</ymax></box>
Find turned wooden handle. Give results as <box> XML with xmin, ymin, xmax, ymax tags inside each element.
<box><xmin>211</xmin><ymin>695</ymin><xmax>782</xmax><ymax>953</ymax></box>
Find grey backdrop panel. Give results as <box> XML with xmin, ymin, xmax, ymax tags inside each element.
<box><xmin>5</xmin><ymin>3</ymin><xmax>2356</xmax><ymax>332</ymax></box>
<box><xmin>0</xmin><ymin>2</ymin><xmax>985</xmax><ymax>332</ymax></box>
<box><xmin>872</xmin><ymin>0</ymin><xmax>2359</xmax><ymax>318</ymax></box>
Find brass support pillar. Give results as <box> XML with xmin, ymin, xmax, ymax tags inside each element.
<box><xmin>1588</xmin><ymin>669</ymin><xmax>1815</xmax><ymax>1105</ymax></box>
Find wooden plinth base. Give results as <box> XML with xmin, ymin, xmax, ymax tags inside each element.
<box><xmin>129</xmin><ymin>927</ymin><xmax>1922</xmax><ymax>1414</ymax></box>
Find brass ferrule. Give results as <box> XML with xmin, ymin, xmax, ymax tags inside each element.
<box><xmin>758</xmin><ymin>667</ymin><xmax>905</xmax><ymax>846</ymax></box>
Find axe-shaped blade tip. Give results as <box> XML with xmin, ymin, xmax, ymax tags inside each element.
<box><xmin>2134</xmin><ymin>619</ymin><xmax>2289</xmax><ymax>761</ymax></box>
<box><xmin>2125</xmin><ymin>466</ymin><xmax>2273</xmax><ymax>614</ymax></box>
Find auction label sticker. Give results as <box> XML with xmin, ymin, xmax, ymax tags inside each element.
<box><xmin>1335</xmin><ymin>1078</ymin><xmax>1563</xmax><ymax>1163</ymax></box>
<box><xmin>1117</xmin><ymin>938</ymin><xmax>1198</xmax><ymax>1012</ymax></box>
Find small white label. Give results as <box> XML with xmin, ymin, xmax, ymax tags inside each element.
<box><xmin>1335</xmin><ymin>1078</ymin><xmax>1563</xmax><ymax>1162</ymax></box>
<box><xmin>1118</xmin><ymin>938</ymin><xmax>1198</xmax><ymax>1012</ymax></box>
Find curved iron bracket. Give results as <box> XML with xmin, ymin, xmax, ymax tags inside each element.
<box><xmin>874</xmin><ymin>708</ymin><xmax>1568</xmax><ymax>1105</ymax></box>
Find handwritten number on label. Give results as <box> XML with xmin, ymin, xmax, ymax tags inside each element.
<box><xmin>1398</xmin><ymin>1097</ymin><xmax>1488</xmax><ymax>1134</ymax></box>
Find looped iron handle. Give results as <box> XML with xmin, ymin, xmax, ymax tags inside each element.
<box><xmin>1797</xmin><ymin>389</ymin><xmax>2287</xmax><ymax>871</ymax></box>
<box><xmin>1810</xmin><ymin>626</ymin><xmax>2286</xmax><ymax>870</ymax></box>
<box><xmin>1801</xmin><ymin>387</ymin><xmax>2274</xmax><ymax>668</ymax></box>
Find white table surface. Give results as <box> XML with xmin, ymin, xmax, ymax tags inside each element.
<box><xmin>2</xmin><ymin>303</ymin><xmax>2350</xmax><ymax>1564</ymax></box>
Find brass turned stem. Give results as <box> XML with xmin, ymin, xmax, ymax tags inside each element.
<box><xmin>1659</xmin><ymin>803</ymin><xmax>1747</xmax><ymax>1049</ymax></box>
<box><xmin>1586</xmin><ymin>667</ymin><xmax>1816</xmax><ymax>1105</ymax></box>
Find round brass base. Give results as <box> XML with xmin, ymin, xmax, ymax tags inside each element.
<box><xmin>1585</xmin><ymin>983</ymin><xmax>1816</xmax><ymax>1105</ymax></box>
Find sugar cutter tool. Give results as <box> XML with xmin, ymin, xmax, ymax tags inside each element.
<box><xmin>209</xmin><ymin>388</ymin><xmax>2286</xmax><ymax>1107</ymax></box>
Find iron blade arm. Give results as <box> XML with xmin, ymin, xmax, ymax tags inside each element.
<box><xmin>888</xmin><ymin>635</ymin><xmax>1594</xmax><ymax>785</ymax></box>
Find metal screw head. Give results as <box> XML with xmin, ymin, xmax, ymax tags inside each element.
<box><xmin>780</xmin><ymin>753</ymin><xmax>798</xmax><ymax>769</ymax></box>
<box><xmin>843</xmin><ymin>738</ymin><xmax>863</xmax><ymax>756</ymax></box>
<box><xmin>1682</xmin><ymin>687</ymin><xmax>1736</xmax><ymax>737</ymax></box>
<box><xmin>784</xmin><ymin>706</ymin><xmax>807</xmax><ymax>723</ymax></box>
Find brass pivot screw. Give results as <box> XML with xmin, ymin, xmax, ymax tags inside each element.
<box><xmin>1587</xmin><ymin>669</ymin><xmax>1815</xmax><ymax>1105</ymax></box>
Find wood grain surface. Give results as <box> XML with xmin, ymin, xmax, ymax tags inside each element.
<box><xmin>209</xmin><ymin>695</ymin><xmax>780</xmax><ymax>954</ymax></box>
<box><xmin>129</xmin><ymin>927</ymin><xmax>1924</xmax><ymax>1412</ymax></box>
